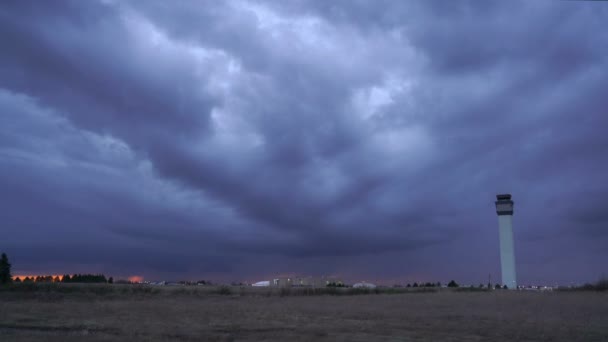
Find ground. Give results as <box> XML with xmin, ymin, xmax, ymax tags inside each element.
<box><xmin>0</xmin><ymin>286</ymin><xmax>606</xmax><ymax>341</ymax></box>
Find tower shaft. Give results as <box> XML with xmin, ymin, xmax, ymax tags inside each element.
<box><xmin>498</xmin><ymin>215</ymin><xmax>517</xmax><ymax>288</ymax></box>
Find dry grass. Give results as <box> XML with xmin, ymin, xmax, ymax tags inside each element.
<box><xmin>0</xmin><ymin>285</ymin><xmax>606</xmax><ymax>341</ymax></box>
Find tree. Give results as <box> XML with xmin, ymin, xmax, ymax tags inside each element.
<box><xmin>412</xmin><ymin>282</ymin><xmax>419</xmax><ymax>288</ymax></box>
<box><xmin>494</xmin><ymin>283</ymin><xmax>501</xmax><ymax>289</ymax></box>
<box><xmin>61</xmin><ymin>273</ymin><xmax>108</xmax><ymax>283</ymax></box>
<box><xmin>406</xmin><ymin>283</ymin><xmax>411</xmax><ymax>288</ymax></box>
<box><xmin>108</xmin><ymin>277</ymin><xmax>114</xmax><ymax>284</ymax></box>
<box><xmin>0</xmin><ymin>253</ymin><xmax>12</xmax><ymax>284</ymax></box>
<box><xmin>15</xmin><ymin>277</ymin><xmax>21</xmax><ymax>283</ymax></box>
<box><xmin>447</xmin><ymin>280</ymin><xmax>459</xmax><ymax>288</ymax></box>
<box><xmin>503</xmin><ymin>285</ymin><xmax>508</xmax><ymax>290</ymax></box>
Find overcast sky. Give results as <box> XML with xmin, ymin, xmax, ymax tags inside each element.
<box><xmin>1</xmin><ymin>0</ymin><xmax>607</xmax><ymax>285</ymax></box>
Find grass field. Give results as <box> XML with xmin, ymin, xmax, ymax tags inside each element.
<box><xmin>1</xmin><ymin>285</ymin><xmax>606</xmax><ymax>341</ymax></box>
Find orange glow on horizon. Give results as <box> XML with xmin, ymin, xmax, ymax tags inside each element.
<box><xmin>13</xmin><ymin>275</ymin><xmax>64</xmax><ymax>281</ymax></box>
<box><xmin>128</xmin><ymin>275</ymin><xmax>144</xmax><ymax>283</ymax></box>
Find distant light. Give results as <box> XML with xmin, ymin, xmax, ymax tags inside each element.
<box><xmin>128</xmin><ymin>275</ymin><xmax>144</xmax><ymax>283</ymax></box>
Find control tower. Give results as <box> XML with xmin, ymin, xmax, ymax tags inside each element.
<box><xmin>495</xmin><ymin>194</ymin><xmax>517</xmax><ymax>289</ymax></box>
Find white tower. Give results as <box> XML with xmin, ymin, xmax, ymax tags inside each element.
<box><xmin>495</xmin><ymin>194</ymin><xmax>517</xmax><ymax>289</ymax></box>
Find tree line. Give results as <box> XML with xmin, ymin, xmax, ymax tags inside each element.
<box><xmin>14</xmin><ymin>274</ymin><xmax>112</xmax><ymax>284</ymax></box>
<box><xmin>1</xmin><ymin>252</ymin><xmax>113</xmax><ymax>284</ymax></box>
<box><xmin>395</xmin><ymin>281</ymin><xmax>458</xmax><ymax>288</ymax></box>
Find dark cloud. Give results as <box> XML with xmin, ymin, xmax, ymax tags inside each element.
<box><xmin>1</xmin><ymin>0</ymin><xmax>606</xmax><ymax>284</ymax></box>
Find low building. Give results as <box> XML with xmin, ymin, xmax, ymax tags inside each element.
<box><xmin>269</xmin><ymin>276</ymin><xmax>342</xmax><ymax>288</ymax></box>
<box><xmin>271</xmin><ymin>277</ymin><xmax>293</xmax><ymax>287</ymax></box>
<box><xmin>353</xmin><ymin>282</ymin><xmax>376</xmax><ymax>289</ymax></box>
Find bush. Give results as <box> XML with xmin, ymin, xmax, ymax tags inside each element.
<box><xmin>455</xmin><ymin>286</ymin><xmax>488</xmax><ymax>292</ymax></box>
<box><xmin>326</xmin><ymin>282</ymin><xmax>345</xmax><ymax>288</ymax></box>
<box><xmin>596</xmin><ymin>278</ymin><xmax>608</xmax><ymax>291</ymax></box>
<box><xmin>347</xmin><ymin>287</ymin><xmax>370</xmax><ymax>295</ymax></box>
<box><xmin>217</xmin><ymin>286</ymin><xmax>232</xmax><ymax>295</ymax></box>
<box><xmin>576</xmin><ymin>278</ymin><xmax>608</xmax><ymax>292</ymax></box>
<box><xmin>410</xmin><ymin>287</ymin><xmax>438</xmax><ymax>293</ymax></box>
<box><xmin>0</xmin><ymin>282</ymin><xmax>166</xmax><ymax>298</ymax></box>
<box><xmin>1</xmin><ymin>281</ymin><xmax>37</xmax><ymax>292</ymax></box>
<box><xmin>557</xmin><ymin>278</ymin><xmax>607</xmax><ymax>292</ymax></box>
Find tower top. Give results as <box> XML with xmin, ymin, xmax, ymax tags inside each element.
<box><xmin>496</xmin><ymin>194</ymin><xmax>511</xmax><ymax>200</ymax></box>
<box><xmin>495</xmin><ymin>194</ymin><xmax>514</xmax><ymax>216</ymax></box>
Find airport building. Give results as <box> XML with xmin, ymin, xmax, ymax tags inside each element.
<box><xmin>268</xmin><ymin>276</ymin><xmax>343</xmax><ymax>288</ymax></box>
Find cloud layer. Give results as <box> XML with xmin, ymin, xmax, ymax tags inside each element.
<box><xmin>1</xmin><ymin>0</ymin><xmax>607</xmax><ymax>284</ymax></box>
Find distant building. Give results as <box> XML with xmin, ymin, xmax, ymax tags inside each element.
<box><xmin>353</xmin><ymin>282</ymin><xmax>376</xmax><ymax>289</ymax></box>
<box><xmin>293</xmin><ymin>276</ymin><xmax>341</xmax><ymax>288</ymax></box>
<box><xmin>265</xmin><ymin>276</ymin><xmax>342</xmax><ymax>288</ymax></box>
<box><xmin>271</xmin><ymin>277</ymin><xmax>292</xmax><ymax>287</ymax></box>
<box><xmin>252</xmin><ymin>281</ymin><xmax>270</xmax><ymax>287</ymax></box>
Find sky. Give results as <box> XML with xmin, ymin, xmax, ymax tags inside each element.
<box><xmin>1</xmin><ymin>0</ymin><xmax>607</xmax><ymax>285</ymax></box>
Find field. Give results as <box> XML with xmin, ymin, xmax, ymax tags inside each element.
<box><xmin>0</xmin><ymin>285</ymin><xmax>607</xmax><ymax>341</ymax></box>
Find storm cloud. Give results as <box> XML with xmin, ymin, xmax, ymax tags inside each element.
<box><xmin>1</xmin><ymin>0</ymin><xmax>607</xmax><ymax>284</ymax></box>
